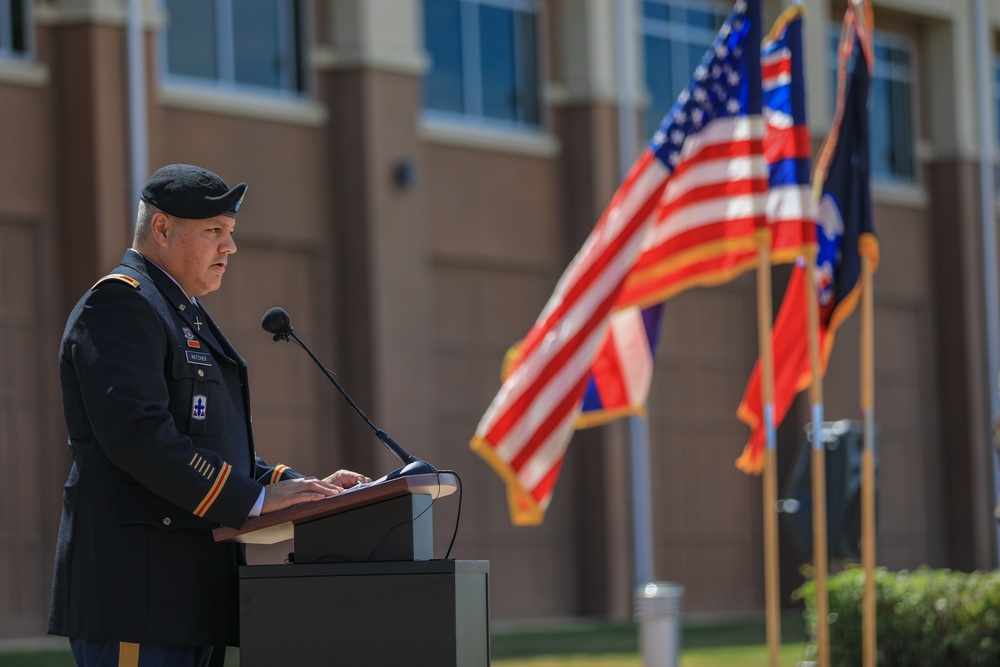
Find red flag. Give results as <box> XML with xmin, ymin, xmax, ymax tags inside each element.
<box><xmin>736</xmin><ymin>3</ymin><xmax>878</xmax><ymax>473</ymax></box>
<box><xmin>736</xmin><ymin>261</ymin><xmax>814</xmax><ymax>473</ymax></box>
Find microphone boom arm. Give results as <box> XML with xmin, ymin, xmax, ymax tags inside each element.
<box><xmin>264</xmin><ymin>309</ymin><xmax>436</xmax><ymax>481</ymax></box>
<box><xmin>287</xmin><ymin>331</ymin><xmax>418</xmax><ymax>466</ymax></box>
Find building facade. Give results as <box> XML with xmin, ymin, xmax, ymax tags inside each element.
<box><xmin>0</xmin><ymin>0</ymin><xmax>998</xmax><ymax>637</ymax></box>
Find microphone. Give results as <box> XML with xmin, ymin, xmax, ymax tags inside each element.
<box><xmin>261</xmin><ymin>307</ymin><xmax>292</xmax><ymax>341</ymax></box>
<box><xmin>260</xmin><ymin>307</ymin><xmax>437</xmax><ymax>481</ymax></box>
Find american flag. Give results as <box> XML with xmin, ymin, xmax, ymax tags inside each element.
<box><xmin>471</xmin><ymin>0</ymin><xmax>763</xmax><ymax>525</ymax></box>
<box><xmin>615</xmin><ymin>0</ymin><xmax>767</xmax><ymax>311</ymax></box>
<box><xmin>579</xmin><ymin>6</ymin><xmax>815</xmax><ymax>432</ymax></box>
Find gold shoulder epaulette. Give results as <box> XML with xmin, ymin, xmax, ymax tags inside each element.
<box><xmin>91</xmin><ymin>273</ymin><xmax>141</xmax><ymax>290</ymax></box>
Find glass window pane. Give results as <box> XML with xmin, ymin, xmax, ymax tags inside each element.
<box><xmin>680</xmin><ymin>41</ymin><xmax>706</xmax><ymax>92</ymax></box>
<box><xmin>894</xmin><ymin>45</ymin><xmax>909</xmax><ymax>69</ymax></box>
<box><xmin>869</xmin><ymin>77</ymin><xmax>892</xmax><ymax>179</ymax></box>
<box><xmin>686</xmin><ymin>41</ymin><xmax>707</xmax><ymax>74</ymax></box>
<box><xmin>11</xmin><ymin>0</ymin><xmax>26</xmax><ymax>54</ymax></box>
<box><xmin>165</xmin><ymin>0</ymin><xmax>303</xmax><ymax>93</ymax></box>
<box><xmin>166</xmin><ymin>0</ymin><xmax>218</xmax><ymax>80</ymax></box>
<box><xmin>286</xmin><ymin>0</ymin><xmax>305</xmax><ymax>91</ymax></box>
<box><xmin>874</xmin><ymin>43</ymin><xmax>891</xmax><ymax>64</ymax></box>
<box><xmin>644</xmin><ymin>35</ymin><xmax>673</xmax><ymax>137</ymax></box>
<box><xmin>643</xmin><ymin>1</ymin><xmax>670</xmax><ymax>22</ymax></box>
<box><xmin>642</xmin><ymin>2</ymin><xmax>725</xmax><ymax>139</ymax></box>
<box><xmin>479</xmin><ymin>5</ymin><xmax>517</xmax><ymax>122</ymax></box>
<box><xmin>995</xmin><ymin>61</ymin><xmax>1000</xmax><ymax>149</ymax></box>
<box><xmin>516</xmin><ymin>9</ymin><xmax>540</xmax><ymax>125</ymax></box>
<box><xmin>891</xmin><ymin>79</ymin><xmax>913</xmax><ymax>179</ymax></box>
<box><xmin>233</xmin><ymin>0</ymin><xmax>281</xmax><ymax>88</ymax></box>
<box><xmin>423</xmin><ymin>0</ymin><xmax>465</xmax><ymax>114</ymax></box>
<box><xmin>996</xmin><ymin>60</ymin><xmax>1000</xmax><ymax>191</ymax></box>
<box><xmin>830</xmin><ymin>29</ymin><xmax>914</xmax><ymax>182</ymax></box>
<box><xmin>423</xmin><ymin>0</ymin><xmax>540</xmax><ymax>127</ymax></box>
<box><xmin>687</xmin><ymin>7</ymin><xmax>719</xmax><ymax>30</ymax></box>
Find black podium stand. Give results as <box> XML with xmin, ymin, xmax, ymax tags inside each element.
<box><xmin>214</xmin><ymin>473</ymin><xmax>489</xmax><ymax>667</ymax></box>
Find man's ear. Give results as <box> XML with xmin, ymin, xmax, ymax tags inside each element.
<box><xmin>150</xmin><ymin>212</ymin><xmax>172</xmax><ymax>248</ymax></box>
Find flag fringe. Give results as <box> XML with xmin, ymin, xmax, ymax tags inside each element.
<box><xmin>624</xmin><ymin>238</ymin><xmax>760</xmax><ymax>289</ymax></box>
<box><xmin>575</xmin><ymin>404</ymin><xmax>648</xmax><ymax>429</ymax></box>
<box><xmin>812</xmin><ymin>8</ymin><xmax>875</xmax><ymax>198</ymax></box>
<box><xmin>500</xmin><ymin>340</ymin><xmax>524</xmax><ymax>382</ymax></box>
<box><xmin>618</xmin><ymin>235</ymin><xmax>812</xmax><ymax>311</ymax></box>
<box><xmin>764</xmin><ymin>4</ymin><xmax>805</xmax><ymax>45</ymax></box>
<box><xmin>860</xmin><ymin>232</ymin><xmax>880</xmax><ymax>269</ymax></box>
<box><xmin>469</xmin><ymin>435</ymin><xmax>545</xmax><ymax>525</ymax></box>
<box><xmin>735</xmin><ymin>446</ymin><xmax>765</xmax><ymax>475</ymax></box>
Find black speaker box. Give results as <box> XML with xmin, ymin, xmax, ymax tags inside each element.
<box><xmin>779</xmin><ymin>420</ymin><xmax>879</xmax><ymax>561</ymax></box>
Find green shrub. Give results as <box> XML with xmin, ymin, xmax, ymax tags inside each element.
<box><xmin>794</xmin><ymin>566</ymin><xmax>1000</xmax><ymax>667</ymax></box>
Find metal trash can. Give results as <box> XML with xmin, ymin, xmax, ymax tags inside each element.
<box><xmin>634</xmin><ymin>581</ymin><xmax>683</xmax><ymax>667</ymax></box>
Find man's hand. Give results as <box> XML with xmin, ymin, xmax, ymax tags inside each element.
<box><xmin>261</xmin><ymin>477</ymin><xmax>342</xmax><ymax>515</ymax></box>
<box><xmin>323</xmin><ymin>469</ymin><xmax>371</xmax><ymax>489</ymax></box>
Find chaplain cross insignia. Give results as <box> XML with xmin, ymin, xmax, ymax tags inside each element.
<box><xmin>193</xmin><ymin>315</ymin><xmax>204</xmax><ymax>332</ymax></box>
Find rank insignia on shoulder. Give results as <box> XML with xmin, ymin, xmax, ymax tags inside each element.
<box><xmin>91</xmin><ymin>273</ymin><xmax>140</xmax><ymax>290</ymax></box>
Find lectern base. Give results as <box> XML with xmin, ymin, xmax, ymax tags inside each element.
<box><xmin>238</xmin><ymin>560</ymin><xmax>490</xmax><ymax>667</ymax></box>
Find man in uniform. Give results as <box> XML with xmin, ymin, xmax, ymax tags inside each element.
<box><xmin>48</xmin><ymin>164</ymin><xmax>369</xmax><ymax>667</ymax></box>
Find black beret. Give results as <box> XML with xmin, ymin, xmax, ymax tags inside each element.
<box><xmin>140</xmin><ymin>164</ymin><xmax>248</xmax><ymax>219</ymax></box>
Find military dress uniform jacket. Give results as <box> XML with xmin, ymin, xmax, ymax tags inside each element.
<box><xmin>48</xmin><ymin>250</ymin><xmax>300</xmax><ymax>647</ymax></box>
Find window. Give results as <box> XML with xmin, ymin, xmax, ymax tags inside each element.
<box><xmin>830</xmin><ymin>29</ymin><xmax>914</xmax><ymax>183</ymax></box>
<box><xmin>0</xmin><ymin>0</ymin><xmax>29</xmax><ymax>60</ymax></box>
<box><xmin>423</xmin><ymin>0</ymin><xmax>540</xmax><ymax>128</ymax></box>
<box><xmin>164</xmin><ymin>0</ymin><xmax>305</xmax><ymax>95</ymax></box>
<box><xmin>994</xmin><ymin>58</ymin><xmax>1000</xmax><ymax>191</ymax></box>
<box><xmin>995</xmin><ymin>58</ymin><xmax>1000</xmax><ymax>149</ymax></box>
<box><xmin>641</xmin><ymin>0</ymin><xmax>729</xmax><ymax>139</ymax></box>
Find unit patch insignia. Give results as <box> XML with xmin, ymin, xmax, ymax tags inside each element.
<box><xmin>182</xmin><ymin>327</ymin><xmax>195</xmax><ymax>340</ymax></box>
<box><xmin>192</xmin><ymin>395</ymin><xmax>207</xmax><ymax>421</ymax></box>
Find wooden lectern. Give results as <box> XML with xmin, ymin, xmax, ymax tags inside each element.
<box><xmin>214</xmin><ymin>473</ymin><xmax>490</xmax><ymax>666</ymax></box>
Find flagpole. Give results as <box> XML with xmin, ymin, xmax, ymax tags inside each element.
<box><xmin>611</xmin><ymin>7</ymin><xmax>669</xmax><ymax>667</ymax></box>
<box><xmin>755</xmin><ymin>240</ymin><xmax>781</xmax><ymax>667</ymax></box>
<box><xmin>613</xmin><ymin>0</ymin><xmax>656</xmax><ymax>593</ymax></box>
<box><xmin>804</xmin><ymin>251</ymin><xmax>829</xmax><ymax>667</ymax></box>
<box><xmin>973</xmin><ymin>0</ymin><xmax>1000</xmax><ymax>568</ymax></box>
<box><xmin>849</xmin><ymin>3</ymin><xmax>878</xmax><ymax>661</ymax></box>
<box><xmin>789</xmin><ymin>22</ymin><xmax>828</xmax><ymax>667</ymax></box>
<box><xmin>126</xmin><ymin>0</ymin><xmax>148</xmax><ymax>215</ymax></box>
<box><xmin>860</xmin><ymin>250</ymin><xmax>877</xmax><ymax>667</ymax></box>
